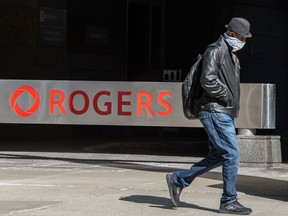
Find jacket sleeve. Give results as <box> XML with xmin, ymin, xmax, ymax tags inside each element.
<box><xmin>200</xmin><ymin>46</ymin><xmax>231</xmax><ymax>107</ymax></box>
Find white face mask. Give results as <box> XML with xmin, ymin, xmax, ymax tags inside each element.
<box><xmin>224</xmin><ymin>33</ymin><xmax>246</xmax><ymax>52</ymax></box>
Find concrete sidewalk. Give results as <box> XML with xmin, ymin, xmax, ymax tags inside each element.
<box><xmin>0</xmin><ymin>150</ymin><xmax>287</xmax><ymax>216</ymax></box>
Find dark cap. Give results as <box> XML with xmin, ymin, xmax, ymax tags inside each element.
<box><xmin>225</xmin><ymin>17</ymin><xmax>252</xmax><ymax>38</ymax></box>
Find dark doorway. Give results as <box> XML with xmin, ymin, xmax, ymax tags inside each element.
<box><xmin>127</xmin><ymin>1</ymin><xmax>164</xmax><ymax>81</ymax></box>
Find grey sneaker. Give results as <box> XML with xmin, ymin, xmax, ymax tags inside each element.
<box><xmin>219</xmin><ymin>200</ymin><xmax>252</xmax><ymax>215</ymax></box>
<box><xmin>166</xmin><ymin>173</ymin><xmax>182</xmax><ymax>207</ymax></box>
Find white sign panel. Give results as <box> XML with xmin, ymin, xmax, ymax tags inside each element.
<box><xmin>0</xmin><ymin>80</ymin><xmax>275</xmax><ymax>128</ymax></box>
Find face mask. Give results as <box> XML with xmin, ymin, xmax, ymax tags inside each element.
<box><xmin>224</xmin><ymin>33</ymin><xmax>246</xmax><ymax>52</ymax></box>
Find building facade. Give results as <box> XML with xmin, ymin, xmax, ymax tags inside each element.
<box><xmin>0</xmin><ymin>0</ymin><xmax>287</xmax><ymax>160</ymax></box>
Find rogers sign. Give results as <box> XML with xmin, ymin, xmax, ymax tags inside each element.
<box><xmin>1</xmin><ymin>80</ymin><xmax>199</xmax><ymax>127</ymax></box>
<box><xmin>0</xmin><ymin>80</ymin><xmax>275</xmax><ymax>128</ymax></box>
<box><xmin>9</xmin><ymin>85</ymin><xmax>172</xmax><ymax>118</ymax></box>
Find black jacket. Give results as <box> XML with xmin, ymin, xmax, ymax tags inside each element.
<box><xmin>198</xmin><ymin>35</ymin><xmax>241</xmax><ymax>118</ymax></box>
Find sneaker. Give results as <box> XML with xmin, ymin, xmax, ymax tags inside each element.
<box><xmin>166</xmin><ymin>173</ymin><xmax>182</xmax><ymax>207</ymax></box>
<box><xmin>219</xmin><ymin>200</ymin><xmax>252</xmax><ymax>215</ymax></box>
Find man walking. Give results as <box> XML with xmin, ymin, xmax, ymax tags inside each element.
<box><xmin>166</xmin><ymin>17</ymin><xmax>252</xmax><ymax>215</ymax></box>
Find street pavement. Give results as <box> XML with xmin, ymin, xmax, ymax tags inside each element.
<box><xmin>0</xmin><ymin>141</ymin><xmax>287</xmax><ymax>216</ymax></box>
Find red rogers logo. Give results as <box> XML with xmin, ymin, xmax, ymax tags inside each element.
<box><xmin>9</xmin><ymin>85</ymin><xmax>172</xmax><ymax>119</ymax></box>
<box><xmin>10</xmin><ymin>86</ymin><xmax>40</xmax><ymax>118</ymax></box>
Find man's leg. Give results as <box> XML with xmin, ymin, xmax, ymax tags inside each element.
<box><xmin>166</xmin><ymin>110</ymin><xmax>222</xmax><ymax>206</ymax></box>
<box><xmin>199</xmin><ymin>111</ymin><xmax>252</xmax><ymax>214</ymax></box>
<box><xmin>173</xmin><ymin>142</ymin><xmax>222</xmax><ymax>188</ymax></box>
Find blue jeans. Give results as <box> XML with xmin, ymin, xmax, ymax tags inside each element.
<box><xmin>172</xmin><ymin>111</ymin><xmax>239</xmax><ymax>204</ymax></box>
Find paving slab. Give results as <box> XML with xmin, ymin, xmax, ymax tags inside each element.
<box><xmin>0</xmin><ymin>149</ymin><xmax>287</xmax><ymax>216</ymax></box>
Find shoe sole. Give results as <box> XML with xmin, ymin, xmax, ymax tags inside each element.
<box><xmin>166</xmin><ymin>174</ymin><xmax>179</xmax><ymax>207</ymax></box>
<box><xmin>219</xmin><ymin>209</ymin><xmax>252</xmax><ymax>215</ymax></box>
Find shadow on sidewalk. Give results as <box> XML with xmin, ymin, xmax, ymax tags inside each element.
<box><xmin>0</xmin><ymin>152</ymin><xmax>287</xmax><ymax>202</ymax></box>
<box><xmin>119</xmin><ymin>195</ymin><xmax>219</xmax><ymax>213</ymax></box>
<box><xmin>202</xmin><ymin>172</ymin><xmax>288</xmax><ymax>202</ymax></box>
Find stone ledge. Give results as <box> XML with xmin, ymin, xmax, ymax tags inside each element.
<box><xmin>237</xmin><ymin>135</ymin><xmax>282</xmax><ymax>168</ymax></box>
